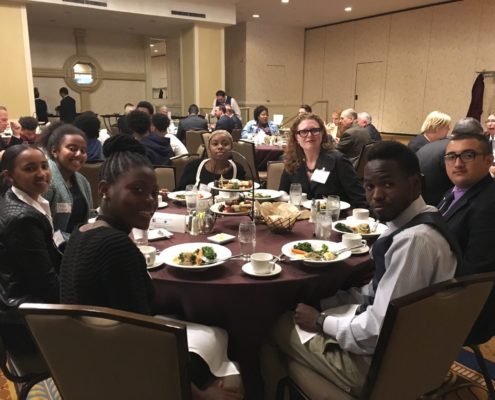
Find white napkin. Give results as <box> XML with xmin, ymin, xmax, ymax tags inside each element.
<box><xmin>151</xmin><ymin>212</ymin><xmax>187</xmax><ymax>233</ymax></box>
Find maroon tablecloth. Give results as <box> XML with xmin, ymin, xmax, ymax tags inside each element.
<box><xmin>150</xmin><ymin>203</ymin><xmax>371</xmax><ymax>399</ymax></box>
<box><xmin>255</xmin><ymin>145</ymin><xmax>285</xmax><ymax>171</ymax></box>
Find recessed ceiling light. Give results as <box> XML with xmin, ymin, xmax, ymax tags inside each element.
<box><xmin>150</xmin><ymin>44</ymin><xmax>155</xmax><ymax>47</ymax></box>
<box><xmin>153</xmin><ymin>49</ymin><xmax>158</xmax><ymax>53</ymax></box>
<box><xmin>281</xmin><ymin>0</ymin><xmax>289</xmax><ymax>3</ymax></box>
<box><xmin>252</xmin><ymin>14</ymin><xmax>260</xmax><ymax>18</ymax></box>
<box><xmin>344</xmin><ymin>6</ymin><xmax>352</xmax><ymax>12</ymax></box>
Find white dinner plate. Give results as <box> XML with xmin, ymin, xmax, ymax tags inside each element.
<box><xmin>161</xmin><ymin>242</ymin><xmax>232</xmax><ymax>271</ymax></box>
<box><xmin>242</xmin><ymin>262</ymin><xmax>282</xmax><ymax>277</ymax></box>
<box><xmin>241</xmin><ymin>189</ymin><xmax>282</xmax><ymax>202</ymax></box>
<box><xmin>167</xmin><ymin>190</ymin><xmax>212</xmax><ymax>203</ymax></box>
<box><xmin>281</xmin><ymin>240</ymin><xmax>351</xmax><ymax>266</ymax></box>
<box><xmin>208</xmin><ymin>181</ymin><xmax>260</xmax><ymax>192</ymax></box>
<box><xmin>301</xmin><ymin>199</ymin><xmax>351</xmax><ymax>211</ymax></box>
<box><xmin>332</xmin><ymin>220</ymin><xmax>388</xmax><ymax>237</ymax></box>
<box><xmin>210</xmin><ymin>202</ymin><xmax>252</xmax><ymax>216</ymax></box>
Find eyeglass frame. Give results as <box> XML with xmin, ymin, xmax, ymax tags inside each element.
<box><xmin>296</xmin><ymin>127</ymin><xmax>322</xmax><ymax>137</ymax></box>
<box><xmin>443</xmin><ymin>150</ymin><xmax>491</xmax><ymax>163</ymax></box>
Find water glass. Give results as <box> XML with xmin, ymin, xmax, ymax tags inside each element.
<box><xmin>185</xmin><ymin>184</ymin><xmax>198</xmax><ymax>215</ymax></box>
<box><xmin>315</xmin><ymin>211</ymin><xmax>333</xmax><ymax>240</ymax></box>
<box><xmin>326</xmin><ymin>195</ymin><xmax>340</xmax><ymax>221</ymax></box>
<box><xmin>289</xmin><ymin>183</ymin><xmax>303</xmax><ymax>207</ymax></box>
<box><xmin>238</xmin><ymin>221</ymin><xmax>256</xmax><ymax>261</ymax></box>
<box><xmin>132</xmin><ymin>228</ymin><xmax>148</xmax><ymax>246</ymax></box>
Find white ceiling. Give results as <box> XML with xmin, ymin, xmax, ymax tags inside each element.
<box><xmin>26</xmin><ymin>0</ymin><xmax>459</xmax><ymax>38</ymax></box>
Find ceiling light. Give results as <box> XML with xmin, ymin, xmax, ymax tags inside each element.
<box><xmin>344</xmin><ymin>6</ymin><xmax>352</xmax><ymax>12</ymax></box>
<box><xmin>153</xmin><ymin>50</ymin><xmax>158</xmax><ymax>53</ymax></box>
<box><xmin>150</xmin><ymin>44</ymin><xmax>155</xmax><ymax>47</ymax></box>
<box><xmin>281</xmin><ymin>0</ymin><xmax>289</xmax><ymax>3</ymax></box>
<box><xmin>252</xmin><ymin>14</ymin><xmax>260</xmax><ymax>18</ymax></box>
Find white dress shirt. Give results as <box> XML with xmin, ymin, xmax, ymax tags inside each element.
<box><xmin>12</xmin><ymin>186</ymin><xmax>53</xmax><ymax>229</ymax></box>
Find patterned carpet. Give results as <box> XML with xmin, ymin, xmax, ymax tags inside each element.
<box><xmin>1</xmin><ymin>340</ymin><xmax>494</xmax><ymax>399</ymax></box>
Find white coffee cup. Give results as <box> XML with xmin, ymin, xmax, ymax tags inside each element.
<box><xmin>138</xmin><ymin>245</ymin><xmax>157</xmax><ymax>267</ymax></box>
<box><xmin>342</xmin><ymin>233</ymin><xmax>367</xmax><ymax>249</ymax></box>
<box><xmin>157</xmin><ymin>194</ymin><xmax>163</xmax><ymax>204</ymax></box>
<box><xmin>301</xmin><ymin>193</ymin><xmax>308</xmax><ymax>202</ymax></box>
<box><xmin>352</xmin><ymin>208</ymin><xmax>370</xmax><ymax>220</ymax></box>
<box><xmin>250</xmin><ymin>252</ymin><xmax>275</xmax><ymax>274</ymax></box>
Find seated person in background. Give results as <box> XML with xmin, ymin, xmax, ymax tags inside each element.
<box><xmin>117</xmin><ymin>103</ymin><xmax>134</xmax><ymax>135</ymax></box>
<box><xmin>74</xmin><ymin>111</ymin><xmax>104</xmax><ymax>161</ymax></box>
<box><xmin>177</xmin><ymin>104</ymin><xmax>208</xmax><ymax>144</ymax></box>
<box><xmin>264</xmin><ymin>141</ymin><xmax>459</xmax><ymax>398</ymax></box>
<box><xmin>439</xmin><ymin>132</ymin><xmax>495</xmax><ymax>344</ymax></box>
<box><xmin>484</xmin><ymin>112</ymin><xmax>495</xmax><ymax>177</ymax></box>
<box><xmin>211</xmin><ymin>90</ymin><xmax>241</xmax><ymax>120</ymax></box>
<box><xmin>60</xmin><ymin>135</ymin><xmax>242</xmax><ymax>400</ymax></box>
<box><xmin>279</xmin><ymin>113</ymin><xmax>367</xmax><ymax>207</ymax></box>
<box><xmin>0</xmin><ymin>106</ymin><xmax>11</xmax><ymax>157</ymax></box>
<box><xmin>225</xmin><ymin>104</ymin><xmax>242</xmax><ymax>130</ymax></box>
<box><xmin>0</xmin><ymin>145</ymin><xmax>60</xmax><ymax>303</ymax></box>
<box><xmin>43</xmin><ymin>124</ymin><xmax>93</xmax><ymax>235</ymax></box>
<box><xmin>408</xmin><ymin>111</ymin><xmax>451</xmax><ymax>153</ymax></box>
<box><xmin>127</xmin><ymin>110</ymin><xmax>174</xmax><ymax>166</ymax></box>
<box><xmin>241</xmin><ymin>105</ymin><xmax>279</xmax><ymax>139</ymax></box>
<box><xmin>298</xmin><ymin>104</ymin><xmax>312</xmax><ymax>115</ymax></box>
<box><xmin>336</xmin><ymin>108</ymin><xmax>373</xmax><ymax>168</ymax></box>
<box><xmin>325</xmin><ymin>109</ymin><xmax>341</xmax><ymax>140</ymax></box>
<box><xmin>34</xmin><ymin>87</ymin><xmax>48</xmax><ymax>124</ymax></box>
<box><xmin>151</xmin><ymin>113</ymin><xmax>188</xmax><ymax>156</ymax></box>
<box><xmin>214</xmin><ymin>105</ymin><xmax>235</xmax><ymax>133</ymax></box>
<box><xmin>175</xmin><ymin>130</ymin><xmax>246</xmax><ymax>191</ymax></box>
<box><xmin>136</xmin><ymin>100</ymin><xmax>154</xmax><ymax>115</ymax></box>
<box><xmin>357</xmin><ymin>111</ymin><xmax>382</xmax><ymax>142</ymax></box>
<box><xmin>9</xmin><ymin>116</ymin><xmax>38</xmax><ymax>145</ymax></box>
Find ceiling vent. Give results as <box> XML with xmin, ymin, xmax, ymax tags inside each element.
<box><xmin>171</xmin><ymin>10</ymin><xmax>206</xmax><ymax>19</ymax></box>
<box><xmin>62</xmin><ymin>0</ymin><xmax>108</xmax><ymax>7</ymax></box>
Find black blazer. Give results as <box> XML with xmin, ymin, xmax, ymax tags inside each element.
<box><xmin>215</xmin><ymin>115</ymin><xmax>235</xmax><ymax>133</ymax></box>
<box><xmin>177</xmin><ymin>115</ymin><xmax>208</xmax><ymax>143</ymax></box>
<box><xmin>279</xmin><ymin>150</ymin><xmax>367</xmax><ymax>208</ymax></box>
<box><xmin>336</xmin><ymin>124</ymin><xmax>373</xmax><ymax>167</ymax></box>
<box><xmin>441</xmin><ymin>175</ymin><xmax>495</xmax><ymax>343</ymax></box>
<box><xmin>59</xmin><ymin>96</ymin><xmax>76</xmax><ymax>123</ymax></box>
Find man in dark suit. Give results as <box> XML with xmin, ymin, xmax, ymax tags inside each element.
<box><xmin>214</xmin><ymin>105</ymin><xmax>235</xmax><ymax>133</ymax></box>
<box><xmin>440</xmin><ymin>132</ymin><xmax>495</xmax><ymax>343</ymax></box>
<box><xmin>34</xmin><ymin>87</ymin><xmax>48</xmax><ymax>123</ymax></box>
<box><xmin>336</xmin><ymin>108</ymin><xmax>373</xmax><ymax>167</ymax></box>
<box><xmin>357</xmin><ymin>111</ymin><xmax>382</xmax><ymax>142</ymax></box>
<box><xmin>56</xmin><ymin>87</ymin><xmax>76</xmax><ymax>123</ymax></box>
<box><xmin>225</xmin><ymin>104</ymin><xmax>242</xmax><ymax>130</ymax></box>
<box><xmin>177</xmin><ymin>104</ymin><xmax>208</xmax><ymax>144</ymax></box>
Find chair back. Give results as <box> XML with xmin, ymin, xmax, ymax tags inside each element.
<box><xmin>79</xmin><ymin>162</ymin><xmax>103</xmax><ymax>208</ymax></box>
<box><xmin>266</xmin><ymin>161</ymin><xmax>285</xmax><ymax>190</ymax></box>
<box><xmin>231</xmin><ymin>128</ymin><xmax>242</xmax><ymax>141</ymax></box>
<box><xmin>185</xmin><ymin>130</ymin><xmax>207</xmax><ymax>155</ymax></box>
<box><xmin>232</xmin><ymin>140</ymin><xmax>258</xmax><ymax>181</ymax></box>
<box><xmin>170</xmin><ymin>154</ymin><xmax>200</xmax><ymax>188</ymax></box>
<box><xmin>355</xmin><ymin>142</ymin><xmax>375</xmax><ymax>180</ymax></box>
<box><xmin>201</xmin><ymin>132</ymin><xmax>213</xmax><ymax>157</ymax></box>
<box><xmin>20</xmin><ymin>303</ymin><xmax>192</xmax><ymax>400</ymax></box>
<box><xmin>154</xmin><ymin>166</ymin><xmax>176</xmax><ymax>190</ymax></box>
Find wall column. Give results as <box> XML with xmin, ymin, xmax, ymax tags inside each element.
<box><xmin>180</xmin><ymin>24</ymin><xmax>224</xmax><ymax>115</ymax></box>
<box><xmin>0</xmin><ymin>3</ymin><xmax>34</xmax><ymax>118</ymax></box>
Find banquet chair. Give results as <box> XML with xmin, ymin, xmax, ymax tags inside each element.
<box><xmin>232</xmin><ymin>140</ymin><xmax>261</xmax><ymax>182</ymax></box>
<box><xmin>154</xmin><ymin>166</ymin><xmax>176</xmax><ymax>191</ymax></box>
<box><xmin>20</xmin><ymin>303</ymin><xmax>192</xmax><ymax>400</ymax></box>
<box><xmin>170</xmin><ymin>153</ymin><xmax>200</xmax><ymax>187</ymax></box>
<box><xmin>201</xmin><ymin>131</ymin><xmax>213</xmax><ymax>157</ymax></box>
<box><xmin>276</xmin><ymin>273</ymin><xmax>495</xmax><ymax>400</ymax></box>
<box><xmin>266</xmin><ymin>161</ymin><xmax>285</xmax><ymax>190</ymax></box>
<box><xmin>186</xmin><ymin>130</ymin><xmax>207</xmax><ymax>155</ymax></box>
<box><xmin>355</xmin><ymin>142</ymin><xmax>375</xmax><ymax>181</ymax></box>
<box><xmin>79</xmin><ymin>161</ymin><xmax>103</xmax><ymax>208</ymax></box>
<box><xmin>231</xmin><ymin>128</ymin><xmax>242</xmax><ymax>141</ymax></box>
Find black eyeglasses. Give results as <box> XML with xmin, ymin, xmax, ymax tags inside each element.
<box><xmin>297</xmin><ymin>128</ymin><xmax>321</xmax><ymax>137</ymax></box>
<box><xmin>444</xmin><ymin>150</ymin><xmax>489</xmax><ymax>163</ymax></box>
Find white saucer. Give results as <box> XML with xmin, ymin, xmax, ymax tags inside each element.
<box><xmin>351</xmin><ymin>245</ymin><xmax>369</xmax><ymax>255</ymax></box>
<box><xmin>157</xmin><ymin>202</ymin><xmax>168</xmax><ymax>209</ymax></box>
<box><xmin>242</xmin><ymin>262</ymin><xmax>281</xmax><ymax>277</ymax></box>
<box><xmin>147</xmin><ymin>261</ymin><xmax>164</xmax><ymax>270</ymax></box>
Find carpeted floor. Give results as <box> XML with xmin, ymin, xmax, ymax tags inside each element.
<box><xmin>1</xmin><ymin>340</ymin><xmax>495</xmax><ymax>399</ymax></box>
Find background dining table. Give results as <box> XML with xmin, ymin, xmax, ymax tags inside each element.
<box><xmin>254</xmin><ymin>144</ymin><xmax>285</xmax><ymax>171</ymax></box>
<box><xmin>150</xmin><ymin>202</ymin><xmax>372</xmax><ymax>400</ymax></box>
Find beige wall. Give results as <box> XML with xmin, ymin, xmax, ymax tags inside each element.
<box><xmin>0</xmin><ymin>3</ymin><xmax>34</xmax><ymax>119</ymax></box>
<box><xmin>225</xmin><ymin>23</ymin><xmax>246</xmax><ymax>106</ymax></box>
<box><xmin>302</xmin><ymin>0</ymin><xmax>495</xmax><ymax>133</ymax></box>
<box><xmin>180</xmin><ymin>26</ymin><xmax>196</xmax><ymax>114</ymax></box>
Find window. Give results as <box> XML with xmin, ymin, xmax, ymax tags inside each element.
<box><xmin>73</xmin><ymin>63</ymin><xmax>95</xmax><ymax>85</ymax></box>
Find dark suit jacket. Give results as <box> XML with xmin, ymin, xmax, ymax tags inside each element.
<box><xmin>417</xmin><ymin>138</ymin><xmax>452</xmax><ymax>206</ymax></box>
<box><xmin>177</xmin><ymin>114</ymin><xmax>208</xmax><ymax>143</ymax></box>
<box><xmin>59</xmin><ymin>96</ymin><xmax>76</xmax><ymax>123</ymax></box>
<box><xmin>442</xmin><ymin>175</ymin><xmax>495</xmax><ymax>343</ymax></box>
<box><xmin>278</xmin><ymin>150</ymin><xmax>367</xmax><ymax>207</ymax></box>
<box><xmin>366</xmin><ymin>124</ymin><xmax>382</xmax><ymax>141</ymax></box>
<box><xmin>336</xmin><ymin>124</ymin><xmax>373</xmax><ymax>167</ymax></box>
<box><xmin>215</xmin><ymin>115</ymin><xmax>235</xmax><ymax>133</ymax></box>
<box><xmin>35</xmin><ymin>98</ymin><xmax>48</xmax><ymax>122</ymax></box>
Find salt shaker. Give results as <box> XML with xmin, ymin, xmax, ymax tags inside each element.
<box><xmin>189</xmin><ymin>212</ymin><xmax>200</xmax><ymax>236</ymax></box>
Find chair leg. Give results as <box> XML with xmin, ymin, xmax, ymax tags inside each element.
<box><xmin>469</xmin><ymin>345</ymin><xmax>495</xmax><ymax>400</ymax></box>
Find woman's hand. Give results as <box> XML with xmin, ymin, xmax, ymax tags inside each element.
<box><xmin>293</xmin><ymin>303</ymin><xmax>320</xmax><ymax>332</ymax></box>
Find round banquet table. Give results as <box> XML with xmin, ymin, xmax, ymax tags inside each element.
<box><xmin>255</xmin><ymin>144</ymin><xmax>285</xmax><ymax>171</ymax></box>
<box><xmin>150</xmin><ymin>202</ymin><xmax>372</xmax><ymax>400</ymax></box>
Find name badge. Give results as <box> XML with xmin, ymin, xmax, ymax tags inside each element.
<box><xmin>56</xmin><ymin>202</ymin><xmax>72</xmax><ymax>213</ymax></box>
<box><xmin>311</xmin><ymin>168</ymin><xmax>330</xmax><ymax>184</ymax></box>
<box><xmin>53</xmin><ymin>230</ymin><xmax>66</xmax><ymax>248</ymax></box>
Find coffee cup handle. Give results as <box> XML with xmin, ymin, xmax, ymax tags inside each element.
<box><xmin>360</xmin><ymin>240</ymin><xmax>367</xmax><ymax>247</ymax></box>
<box><xmin>145</xmin><ymin>254</ymin><xmax>152</xmax><ymax>266</ymax></box>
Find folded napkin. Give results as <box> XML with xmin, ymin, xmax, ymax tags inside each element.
<box><xmin>150</xmin><ymin>212</ymin><xmax>187</xmax><ymax>233</ymax></box>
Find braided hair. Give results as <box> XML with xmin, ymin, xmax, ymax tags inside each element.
<box><xmin>101</xmin><ymin>134</ymin><xmax>152</xmax><ymax>183</ymax></box>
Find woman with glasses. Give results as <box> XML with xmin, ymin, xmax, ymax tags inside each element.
<box><xmin>279</xmin><ymin>113</ymin><xmax>367</xmax><ymax>207</ymax></box>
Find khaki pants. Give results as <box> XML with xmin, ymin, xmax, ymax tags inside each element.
<box><xmin>261</xmin><ymin>311</ymin><xmax>372</xmax><ymax>399</ymax></box>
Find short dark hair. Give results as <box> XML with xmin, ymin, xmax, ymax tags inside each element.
<box><xmin>19</xmin><ymin>116</ymin><xmax>38</xmax><ymax>131</ymax></box>
<box><xmin>300</xmin><ymin>104</ymin><xmax>312</xmax><ymax>113</ymax></box>
<box><xmin>59</xmin><ymin>87</ymin><xmax>69</xmax><ymax>96</ymax></box>
<box><xmin>46</xmin><ymin>124</ymin><xmax>88</xmax><ymax>160</ymax></box>
<box><xmin>254</xmin><ymin>105</ymin><xmax>269</xmax><ymax>123</ymax></box>
<box><xmin>188</xmin><ymin>104</ymin><xmax>199</xmax><ymax>115</ymax></box>
<box><xmin>216</xmin><ymin>90</ymin><xmax>226</xmax><ymax>97</ymax></box>
<box><xmin>34</xmin><ymin>87</ymin><xmax>40</xmax><ymax>99</ymax></box>
<box><xmin>450</xmin><ymin>132</ymin><xmax>491</xmax><ymax>154</ymax></box>
<box><xmin>367</xmin><ymin>140</ymin><xmax>420</xmax><ymax>177</ymax></box>
<box><xmin>127</xmin><ymin>110</ymin><xmax>151</xmax><ymax>135</ymax></box>
<box><xmin>451</xmin><ymin>118</ymin><xmax>484</xmax><ymax>136</ymax></box>
<box><xmin>216</xmin><ymin>105</ymin><xmax>226</xmax><ymax>114</ymax></box>
<box><xmin>73</xmin><ymin>111</ymin><xmax>101</xmax><ymax>139</ymax></box>
<box><xmin>136</xmin><ymin>100</ymin><xmax>154</xmax><ymax>115</ymax></box>
<box><xmin>151</xmin><ymin>113</ymin><xmax>170</xmax><ymax>132</ymax></box>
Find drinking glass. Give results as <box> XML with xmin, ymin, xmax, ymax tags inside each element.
<box><xmin>315</xmin><ymin>210</ymin><xmax>333</xmax><ymax>240</ymax></box>
<box><xmin>238</xmin><ymin>221</ymin><xmax>256</xmax><ymax>261</ymax></box>
<box><xmin>326</xmin><ymin>195</ymin><xmax>340</xmax><ymax>221</ymax></box>
<box><xmin>289</xmin><ymin>183</ymin><xmax>303</xmax><ymax>207</ymax></box>
<box><xmin>131</xmin><ymin>228</ymin><xmax>148</xmax><ymax>246</ymax></box>
<box><xmin>185</xmin><ymin>184</ymin><xmax>198</xmax><ymax>215</ymax></box>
